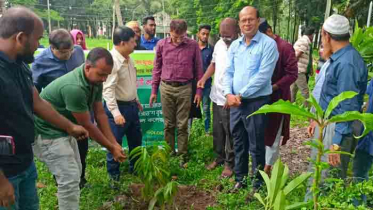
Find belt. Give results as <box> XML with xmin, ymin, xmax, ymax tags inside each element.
<box><xmin>117</xmin><ymin>99</ymin><xmax>137</xmax><ymax>106</ymax></box>
<box><xmin>162</xmin><ymin>80</ymin><xmax>192</xmax><ymax>87</ymax></box>
<box><xmin>241</xmin><ymin>95</ymin><xmax>270</xmax><ymax>103</ymax></box>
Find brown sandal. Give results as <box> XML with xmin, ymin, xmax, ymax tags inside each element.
<box><xmin>221</xmin><ymin>165</ymin><xmax>233</xmax><ymax>178</ymax></box>
<box><xmin>206</xmin><ymin>161</ymin><xmax>220</xmax><ymax>170</ymax></box>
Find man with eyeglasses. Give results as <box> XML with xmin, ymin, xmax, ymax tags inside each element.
<box><xmin>32</xmin><ymin>29</ymin><xmax>85</xmax><ymax>93</ymax></box>
<box><xmin>197</xmin><ymin>18</ymin><xmax>239</xmax><ymax>178</ymax></box>
<box><xmin>223</xmin><ymin>6</ymin><xmax>279</xmax><ymax>192</ymax></box>
<box><xmin>31</xmin><ymin>28</ymin><xmax>89</xmax><ymax>188</ymax></box>
<box><xmin>150</xmin><ymin>19</ymin><xmax>203</xmax><ymax>167</ymax></box>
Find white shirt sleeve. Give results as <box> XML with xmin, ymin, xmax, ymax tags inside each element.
<box><xmin>103</xmin><ymin>62</ymin><xmax>121</xmax><ymax>117</ymax></box>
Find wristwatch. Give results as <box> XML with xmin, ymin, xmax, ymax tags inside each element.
<box><xmin>332</xmin><ymin>144</ymin><xmax>340</xmax><ymax>151</ymax></box>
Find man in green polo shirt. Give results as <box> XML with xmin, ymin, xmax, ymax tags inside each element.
<box><xmin>33</xmin><ymin>47</ymin><xmax>126</xmax><ymax>210</ymax></box>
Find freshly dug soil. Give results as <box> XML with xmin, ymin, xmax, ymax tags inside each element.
<box><xmin>100</xmin><ymin>184</ymin><xmax>216</xmax><ymax>210</ymax></box>
<box><xmin>99</xmin><ymin>127</ymin><xmax>311</xmax><ymax>210</ymax></box>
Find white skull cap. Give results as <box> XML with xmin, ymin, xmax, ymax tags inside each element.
<box><xmin>323</xmin><ymin>14</ymin><xmax>350</xmax><ymax>35</ymax></box>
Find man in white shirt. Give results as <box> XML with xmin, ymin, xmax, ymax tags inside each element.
<box><xmin>197</xmin><ymin>18</ymin><xmax>239</xmax><ymax>178</ymax></box>
<box><xmin>103</xmin><ymin>26</ymin><xmax>143</xmax><ymax>182</ymax></box>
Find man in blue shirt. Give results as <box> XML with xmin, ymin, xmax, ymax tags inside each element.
<box><xmin>352</xmin><ymin>79</ymin><xmax>373</xmax><ymax>205</ymax></box>
<box><xmin>318</xmin><ymin>14</ymin><xmax>367</xmax><ymax>179</ymax></box>
<box><xmin>189</xmin><ymin>24</ymin><xmax>214</xmax><ymax>134</ymax></box>
<box><xmin>199</xmin><ymin>25</ymin><xmax>213</xmax><ymax>134</ymax></box>
<box><xmin>32</xmin><ymin>29</ymin><xmax>85</xmax><ymax>92</ymax></box>
<box><xmin>223</xmin><ymin>6</ymin><xmax>279</xmax><ymax>191</ymax></box>
<box><xmin>141</xmin><ymin>16</ymin><xmax>160</xmax><ymax>50</ymax></box>
<box><xmin>31</xmin><ymin>29</ymin><xmax>88</xmax><ymax>188</ymax></box>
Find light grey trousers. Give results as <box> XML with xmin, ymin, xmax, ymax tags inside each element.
<box><xmin>33</xmin><ymin>135</ymin><xmax>82</xmax><ymax>210</ymax></box>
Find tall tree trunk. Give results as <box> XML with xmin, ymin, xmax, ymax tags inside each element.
<box><xmin>272</xmin><ymin>0</ymin><xmax>278</xmax><ymax>34</ymax></box>
<box><xmin>314</xmin><ymin>28</ymin><xmax>320</xmax><ymax>49</ymax></box>
<box><xmin>0</xmin><ymin>0</ymin><xmax>5</xmax><ymax>16</ymax></box>
<box><xmin>287</xmin><ymin>0</ymin><xmax>292</xmax><ymax>41</ymax></box>
<box><xmin>112</xmin><ymin>5</ymin><xmax>116</xmax><ymax>40</ymax></box>
<box><xmin>278</xmin><ymin>14</ymin><xmax>281</xmax><ymax>36</ymax></box>
<box><xmin>325</xmin><ymin>0</ymin><xmax>332</xmax><ymax>20</ymax></box>
<box><xmin>292</xmin><ymin>14</ymin><xmax>298</xmax><ymax>44</ymax></box>
<box><xmin>114</xmin><ymin>0</ymin><xmax>123</xmax><ymax>26</ymax></box>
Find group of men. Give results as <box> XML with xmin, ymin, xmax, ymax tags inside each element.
<box><xmin>0</xmin><ymin>4</ymin><xmax>372</xmax><ymax>210</ymax></box>
<box><xmin>0</xmin><ymin>7</ymin><xmax>161</xmax><ymax>210</ymax></box>
<box><xmin>148</xmin><ymin>5</ymin><xmax>371</xmax><ymax>203</ymax></box>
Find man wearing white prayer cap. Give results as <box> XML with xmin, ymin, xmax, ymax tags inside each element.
<box><xmin>305</xmin><ymin>14</ymin><xmax>368</xmax><ymax>201</ymax></box>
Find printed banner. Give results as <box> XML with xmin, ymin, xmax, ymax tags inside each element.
<box><xmin>130</xmin><ymin>51</ymin><xmax>164</xmax><ymax>146</ymax></box>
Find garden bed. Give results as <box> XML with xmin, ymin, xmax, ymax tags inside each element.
<box><xmin>100</xmin><ymin>184</ymin><xmax>216</xmax><ymax>210</ymax></box>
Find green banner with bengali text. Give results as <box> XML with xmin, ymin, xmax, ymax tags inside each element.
<box><xmin>126</xmin><ymin>51</ymin><xmax>164</xmax><ymax>147</ymax></box>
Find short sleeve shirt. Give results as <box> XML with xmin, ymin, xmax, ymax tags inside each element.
<box><xmin>0</xmin><ymin>52</ymin><xmax>35</xmax><ymax>178</ymax></box>
<box><xmin>34</xmin><ymin>64</ymin><xmax>102</xmax><ymax>139</ymax></box>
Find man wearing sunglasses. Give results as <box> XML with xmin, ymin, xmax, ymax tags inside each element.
<box><xmin>197</xmin><ymin>18</ymin><xmax>239</xmax><ymax>178</ymax></box>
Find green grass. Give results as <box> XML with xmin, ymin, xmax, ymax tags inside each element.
<box><xmin>34</xmin><ymin>48</ymin><xmax>373</xmax><ymax>209</ymax></box>
<box><xmin>35</xmin><ymin>117</ymin><xmax>373</xmax><ymax>209</ymax></box>
<box><xmin>40</xmin><ymin>37</ymin><xmax>113</xmax><ymax>49</ymax></box>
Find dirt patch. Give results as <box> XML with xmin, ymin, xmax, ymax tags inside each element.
<box><xmin>280</xmin><ymin>126</ymin><xmax>311</xmax><ymax>175</ymax></box>
<box><xmin>100</xmin><ymin>184</ymin><xmax>216</xmax><ymax>210</ymax></box>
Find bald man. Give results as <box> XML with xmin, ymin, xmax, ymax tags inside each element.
<box><xmin>197</xmin><ymin>18</ymin><xmax>239</xmax><ymax>178</ymax></box>
<box><xmin>126</xmin><ymin>21</ymin><xmax>146</xmax><ymax>50</ymax></box>
<box><xmin>0</xmin><ymin>7</ymin><xmax>88</xmax><ymax>210</ymax></box>
<box><xmin>223</xmin><ymin>6</ymin><xmax>279</xmax><ymax>191</ymax></box>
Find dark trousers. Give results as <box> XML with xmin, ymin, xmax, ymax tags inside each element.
<box><xmin>353</xmin><ymin>149</ymin><xmax>373</xmax><ymax>181</ymax></box>
<box><xmin>202</xmin><ymin>86</ymin><xmax>212</xmax><ymax>133</ymax></box>
<box><xmin>230</xmin><ymin>96</ymin><xmax>270</xmax><ymax>188</ymax></box>
<box><xmin>353</xmin><ymin>149</ymin><xmax>373</xmax><ymax>205</ymax></box>
<box><xmin>104</xmin><ymin>102</ymin><xmax>142</xmax><ymax>179</ymax></box>
<box><xmin>213</xmin><ymin>103</ymin><xmax>234</xmax><ymax>168</ymax></box>
<box><xmin>77</xmin><ymin>138</ymin><xmax>88</xmax><ymax>181</ymax></box>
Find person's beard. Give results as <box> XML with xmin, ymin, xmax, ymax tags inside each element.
<box><xmin>136</xmin><ymin>39</ymin><xmax>142</xmax><ymax>49</ymax></box>
<box><xmin>200</xmin><ymin>39</ymin><xmax>208</xmax><ymax>44</ymax></box>
<box><xmin>17</xmin><ymin>41</ymin><xmax>35</xmax><ymax>64</ymax></box>
<box><xmin>322</xmin><ymin>39</ymin><xmax>333</xmax><ymax>60</ymax></box>
<box><xmin>146</xmin><ymin>28</ymin><xmax>155</xmax><ymax>37</ymax></box>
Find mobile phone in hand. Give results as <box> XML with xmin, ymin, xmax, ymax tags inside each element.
<box><xmin>0</xmin><ymin>135</ymin><xmax>15</xmax><ymax>155</ymax></box>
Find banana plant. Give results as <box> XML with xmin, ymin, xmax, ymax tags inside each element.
<box><xmin>130</xmin><ymin>143</ymin><xmax>179</xmax><ymax>210</ymax></box>
<box><xmin>350</xmin><ymin>21</ymin><xmax>373</xmax><ymax>75</ymax></box>
<box><xmin>350</xmin><ymin>21</ymin><xmax>373</xmax><ymax>63</ymax></box>
<box><xmin>248</xmin><ymin>91</ymin><xmax>373</xmax><ymax>210</ymax></box>
<box><xmin>254</xmin><ymin>159</ymin><xmax>312</xmax><ymax>210</ymax></box>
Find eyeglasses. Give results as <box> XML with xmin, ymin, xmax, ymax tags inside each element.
<box><xmin>219</xmin><ymin>35</ymin><xmax>233</xmax><ymax>43</ymax></box>
<box><xmin>53</xmin><ymin>47</ymin><xmax>74</xmax><ymax>55</ymax></box>
<box><xmin>240</xmin><ymin>18</ymin><xmax>257</xmax><ymax>24</ymax></box>
<box><xmin>171</xmin><ymin>34</ymin><xmax>186</xmax><ymax>42</ymax></box>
